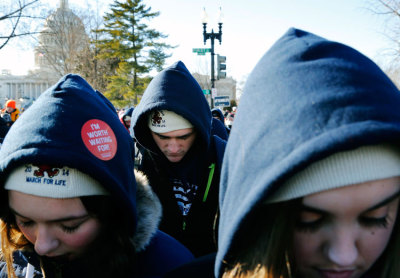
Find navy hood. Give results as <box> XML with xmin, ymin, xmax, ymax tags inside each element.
<box><xmin>122</xmin><ymin>106</ymin><xmax>134</xmax><ymax>119</ymax></box>
<box><xmin>120</xmin><ymin>106</ymin><xmax>134</xmax><ymax>130</ymax></box>
<box><xmin>0</xmin><ymin>74</ymin><xmax>137</xmax><ymax>235</ymax></box>
<box><xmin>216</xmin><ymin>28</ymin><xmax>400</xmax><ymax>276</ymax></box>
<box><xmin>131</xmin><ymin>61</ymin><xmax>211</xmax><ymax>152</ymax></box>
<box><xmin>211</xmin><ymin>108</ymin><xmax>225</xmax><ymax>123</ymax></box>
<box><xmin>211</xmin><ymin>117</ymin><xmax>228</xmax><ymax>141</ymax></box>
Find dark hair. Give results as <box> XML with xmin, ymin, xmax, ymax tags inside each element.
<box><xmin>0</xmin><ymin>194</ymin><xmax>137</xmax><ymax>278</ymax></box>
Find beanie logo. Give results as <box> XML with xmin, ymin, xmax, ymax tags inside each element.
<box><xmin>34</xmin><ymin>165</ymin><xmax>60</xmax><ymax>178</ymax></box>
<box><xmin>81</xmin><ymin>119</ymin><xmax>117</xmax><ymax>161</ymax></box>
<box><xmin>151</xmin><ymin>111</ymin><xmax>164</xmax><ymax>125</ymax></box>
<box><xmin>22</xmin><ymin>165</ymin><xmax>68</xmax><ymax>187</ymax></box>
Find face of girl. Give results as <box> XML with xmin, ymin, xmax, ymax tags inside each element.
<box><xmin>293</xmin><ymin>177</ymin><xmax>400</xmax><ymax>278</ymax></box>
<box><xmin>8</xmin><ymin>191</ymin><xmax>101</xmax><ymax>260</ymax></box>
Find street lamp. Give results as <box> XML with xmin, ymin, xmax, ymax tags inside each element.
<box><xmin>202</xmin><ymin>7</ymin><xmax>223</xmax><ymax>108</ymax></box>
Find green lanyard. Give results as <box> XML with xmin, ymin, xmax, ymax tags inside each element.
<box><xmin>203</xmin><ymin>163</ymin><xmax>215</xmax><ymax>202</ymax></box>
<box><xmin>183</xmin><ymin>163</ymin><xmax>216</xmax><ymax>230</ymax></box>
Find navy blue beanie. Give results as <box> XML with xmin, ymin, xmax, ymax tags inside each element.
<box><xmin>0</xmin><ymin>74</ymin><xmax>137</xmax><ymax>235</ymax></box>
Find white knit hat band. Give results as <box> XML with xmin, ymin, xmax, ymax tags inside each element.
<box><xmin>148</xmin><ymin>110</ymin><xmax>193</xmax><ymax>133</ymax></box>
<box><xmin>266</xmin><ymin>144</ymin><xmax>400</xmax><ymax>204</ymax></box>
<box><xmin>5</xmin><ymin>164</ymin><xmax>109</xmax><ymax>198</ymax></box>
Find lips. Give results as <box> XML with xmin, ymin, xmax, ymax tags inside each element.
<box><xmin>319</xmin><ymin>270</ymin><xmax>354</xmax><ymax>278</ymax></box>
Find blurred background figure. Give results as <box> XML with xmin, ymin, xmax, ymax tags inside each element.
<box><xmin>119</xmin><ymin>106</ymin><xmax>134</xmax><ymax>132</ymax></box>
<box><xmin>2</xmin><ymin>99</ymin><xmax>20</xmax><ymax>126</ymax></box>
<box><xmin>212</xmin><ymin>108</ymin><xmax>230</xmax><ymax>137</ymax></box>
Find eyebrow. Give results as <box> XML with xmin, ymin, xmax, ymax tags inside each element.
<box><xmin>300</xmin><ymin>190</ymin><xmax>400</xmax><ymax>215</ymax></box>
<box><xmin>364</xmin><ymin>190</ymin><xmax>400</xmax><ymax>213</ymax></box>
<box><xmin>10</xmin><ymin>208</ymin><xmax>90</xmax><ymax>223</ymax></box>
<box><xmin>155</xmin><ymin>131</ymin><xmax>195</xmax><ymax>139</ymax></box>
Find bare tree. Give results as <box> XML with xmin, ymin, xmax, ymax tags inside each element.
<box><xmin>364</xmin><ymin>1</ymin><xmax>400</xmax><ymax>86</ymax></box>
<box><xmin>366</xmin><ymin>1</ymin><xmax>400</xmax><ymax>63</ymax></box>
<box><xmin>72</xmin><ymin>1</ymin><xmax>118</xmax><ymax>92</ymax></box>
<box><xmin>34</xmin><ymin>2</ymin><xmax>89</xmax><ymax>77</ymax></box>
<box><xmin>0</xmin><ymin>0</ymin><xmax>45</xmax><ymax>50</ymax></box>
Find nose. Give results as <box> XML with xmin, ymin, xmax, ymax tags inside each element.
<box><xmin>34</xmin><ymin>226</ymin><xmax>59</xmax><ymax>256</ymax></box>
<box><xmin>326</xmin><ymin>228</ymin><xmax>358</xmax><ymax>266</ymax></box>
<box><xmin>167</xmin><ymin>139</ymin><xmax>180</xmax><ymax>153</ymax></box>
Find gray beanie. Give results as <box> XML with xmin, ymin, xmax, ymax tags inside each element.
<box><xmin>266</xmin><ymin>144</ymin><xmax>400</xmax><ymax>203</ymax></box>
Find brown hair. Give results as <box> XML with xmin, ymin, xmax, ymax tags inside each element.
<box><xmin>222</xmin><ymin>198</ymin><xmax>400</xmax><ymax>278</ymax></box>
<box><xmin>222</xmin><ymin>200</ymin><xmax>297</xmax><ymax>278</ymax></box>
<box><xmin>0</xmin><ymin>195</ymin><xmax>137</xmax><ymax>278</ymax></box>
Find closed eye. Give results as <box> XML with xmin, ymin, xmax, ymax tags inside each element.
<box><xmin>359</xmin><ymin>215</ymin><xmax>388</xmax><ymax>228</ymax></box>
<box><xmin>295</xmin><ymin>209</ymin><xmax>325</xmax><ymax>233</ymax></box>
<box><xmin>61</xmin><ymin>224</ymin><xmax>81</xmax><ymax>233</ymax></box>
<box><xmin>17</xmin><ymin>219</ymin><xmax>35</xmax><ymax>228</ymax></box>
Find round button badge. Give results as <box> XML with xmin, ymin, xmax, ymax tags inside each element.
<box><xmin>81</xmin><ymin>119</ymin><xmax>117</xmax><ymax>161</ymax></box>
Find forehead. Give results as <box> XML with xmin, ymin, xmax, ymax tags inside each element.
<box><xmin>8</xmin><ymin>190</ymin><xmax>86</xmax><ymax>221</ymax></box>
<box><xmin>302</xmin><ymin>177</ymin><xmax>400</xmax><ymax>212</ymax></box>
<box><xmin>154</xmin><ymin>128</ymin><xmax>195</xmax><ymax>138</ymax></box>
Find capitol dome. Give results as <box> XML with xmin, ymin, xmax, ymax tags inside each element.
<box><xmin>34</xmin><ymin>0</ymin><xmax>88</xmax><ymax>75</ymax></box>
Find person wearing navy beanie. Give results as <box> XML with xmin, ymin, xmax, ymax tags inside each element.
<box><xmin>217</xmin><ymin>28</ymin><xmax>400</xmax><ymax>277</ymax></box>
<box><xmin>0</xmin><ymin>74</ymin><xmax>193</xmax><ymax>278</ymax></box>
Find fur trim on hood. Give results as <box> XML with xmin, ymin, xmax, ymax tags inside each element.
<box><xmin>133</xmin><ymin>170</ymin><xmax>162</xmax><ymax>252</ymax></box>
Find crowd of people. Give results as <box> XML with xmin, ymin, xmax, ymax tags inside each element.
<box><xmin>0</xmin><ymin>27</ymin><xmax>399</xmax><ymax>278</ymax></box>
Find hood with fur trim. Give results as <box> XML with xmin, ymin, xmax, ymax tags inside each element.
<box><xmin>133</xmin><ymin>170</ymin><xmax>162</xmax><ymax>251</ymax></box>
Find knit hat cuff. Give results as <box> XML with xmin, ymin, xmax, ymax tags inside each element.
<box><xmin>148</xmin><ymin>110</ymin><xmax>193</xmax><ymax>133</ymax></box>
<box><xmin>266</xmin><ymin>144</ymin><xmax>400</xmax><ymax>203</ymax></box>
<box><xmin>5</xmin><ymin>164</ymin><xmax>109</xmax><ymax>198</ymax></box>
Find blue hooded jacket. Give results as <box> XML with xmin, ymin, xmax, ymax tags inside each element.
<box><xmin>0</xmin><ymin>74</ymin><xmax>193</xmax><ymax>277</ymax></box>
<box><xmin>0</xmin><ymin>74</ymin><xmax>137</xmax><ymax>233</ymax></box>
<box><xmin>211</xmin><ymin>108</ymin><xmax>230</xmax><ymax>139</ymax></box>
<box><xmin>132</xmin><ymin>61</ymin><xmax>217</xmax><ymax>153</ymax></box>
<box><xmin>211</xmin><ymin>117</ymin><xmax>229</xmax><ymax>141</ymax></box>
<box><xmin>131</xmin><ymin>60</ymin><xmax>226</xmax><ymax>179</ymax></box>
<box><xmin>120</xmin><ymin>106</ymin><xmax>135</xmax><ymax>129</ymax></box>
<box><xmin>216</xmin><ymin>28</ymin><xmax>400</xmax><ymax>276</ymax></box>
<box><xmin>131</xmin><ymin>61</ymin><xmax>226</xmax><ymax>257</ymax></box>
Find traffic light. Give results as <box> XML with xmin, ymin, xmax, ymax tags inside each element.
<box><xmin>217</xmin><ymin>55</ymin><xmax>226</xmax><ymax>79</ymax></box>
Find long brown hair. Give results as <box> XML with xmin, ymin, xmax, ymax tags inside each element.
<box><xmin>222</xmin><ymin>198</ymin><xmax>400</xmax><ymax>278</ymax></box>
<box><xmin>0</xmin><ymin>195</ymin><xmax>137</xmax><ymax>278</ymax></box>
<box><xmin>222</xmin><ymin>200</ymin><xmax>297</xmax><ymax>278</ymax></box>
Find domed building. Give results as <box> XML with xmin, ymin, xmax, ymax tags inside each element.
<box><xmin>0</xmin><ymin>0</ymin><xmax>88</xmax><ymax>108</ymax></box>
<box><xmin>34</xmin><ymin>0</ymin><xmax>88</xmax><ymax>76</ymax></box>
